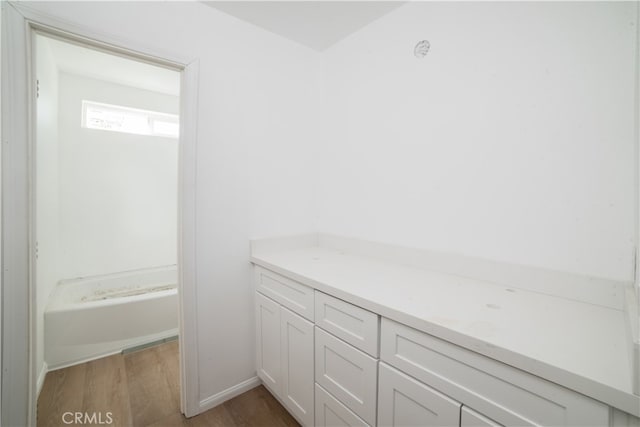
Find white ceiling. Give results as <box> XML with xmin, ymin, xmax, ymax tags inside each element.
<box><xmin>41</xmin><ymin>1</ymin><xmax>405</xmax><ymax>92</ymax></box>
<box><xmin>42</xmin><ymin>35</ymin><xmax>181</xmax><ymax>97</ymax></box>
<box><xmin>204</xmin><ymin>1</ymin><xmax>406</xmax><ymax>51</ymax></box>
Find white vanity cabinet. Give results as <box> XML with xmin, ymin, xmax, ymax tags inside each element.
<box><xmin>255</xmin><ymin>290</ymin><xmax>314</xmax><ymax>426</ymax></box>
<box><xmin>251</xmin><ymin>243</ymin><xmax>640</xmax><ymax>427</ymax></box>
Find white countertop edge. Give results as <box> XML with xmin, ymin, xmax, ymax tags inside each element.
<box><xmin>251</xmin><ymin>255</ymin><xmax>640</xmax><ymax>417</ymax></box>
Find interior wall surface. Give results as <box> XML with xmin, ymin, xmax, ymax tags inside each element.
<box><xmin>57</xmin><ymin>72</ymin><xmax>179</xmax><ymax>280</ymax></box>
<box><xmin>319</xmin><ymin>2</ymin><xmax>638</xmax><ymax>282</ymax></box>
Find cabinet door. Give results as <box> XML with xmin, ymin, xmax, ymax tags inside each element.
<box><xmin>378</xmin><ymin>362</ymin><xmax>461</xmax><ymax>427</ymax></box>
<box><xmin>256</xmin><ymin>292</ymin><xmax>281</xmax><ymax>396</ymax></box>
<box><xmin>281</xmin><ymin>307</ymin><xmax>314</xmax><ymax>426</ymax></box>
<box><xmin>461</xmin><ymin>407</ymin><xmax>503</xmax><ymax>427</ymax></box>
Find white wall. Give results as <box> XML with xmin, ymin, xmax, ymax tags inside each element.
<box><xmin>57</xmin><ymin>72</ymin><xmax>179</xmax><ymax>279</ymax></box>
<box><xmin>319</xmin><ymin>2</ymin><xmax>638</xmax><ymax>281</ymax></box>
<box><xmin>23</xmin><ymin>1</ymin><xmax>321</xmax><ymax>407</ymax></box>
<box><xmin>635</xmin><ymin>2</ymin><xmax>640</xmax><ymax>303</ymax></box>
<box><xmin>0</xmin><ymin>2</ymin><xmax>3</xmax><ymax>420</ymax></box>
<box><xmin>35</xmin><ymin>35</ymin><xmax>59</xmax><ymax>388</ymax></box>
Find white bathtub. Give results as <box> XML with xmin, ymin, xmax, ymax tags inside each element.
<box><xmin>45</xmin><ymin>266</ymin><xmax>178</xmax><ymax>369</ymax></box>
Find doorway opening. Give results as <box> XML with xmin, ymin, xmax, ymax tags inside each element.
<box><xmin>33</xmin><ymin>32</ymin><xmax>182</xmax><ymax>425</ymax></box>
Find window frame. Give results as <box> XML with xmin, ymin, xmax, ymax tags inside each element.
<box><xmin>81</xmin><ymin>100</ymin><xmax>180</xmax><ymax>139</ymax></box>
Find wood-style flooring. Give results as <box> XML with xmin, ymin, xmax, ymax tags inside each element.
<box><xmin>37</xmin><ymin>341</ymin><xmax>299</xmax><ymax>427</ymax></box>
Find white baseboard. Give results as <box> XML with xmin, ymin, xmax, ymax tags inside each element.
<box><xmin>36</xmin><ymin>362</ymin><xmax>48</xmax><ymax>399</ymax></box>
<box><xmin>198</xmin><ymin>376</ymin><xmax>261</xmax><ymax>413</ymax></box>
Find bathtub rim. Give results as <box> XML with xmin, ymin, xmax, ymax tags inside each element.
<box><xmin>46</xmin><ymin>287</ymin><xmax>178</xmax><ymax>313</ymax></box>
<box><xmin>57</xmin><ymin>264</ymin><xmax>177</xmax><ymax>287</ymax></box>
<box><xmin>46</xmin><ymin>265</ymin><xmax>178</xmax><ymax>312</ymax></box>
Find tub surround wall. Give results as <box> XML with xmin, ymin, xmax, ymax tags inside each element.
<box><xmin>57</xmin><ymin>73</ymin><xmax>179</xmax><ymax>279</ymax></box>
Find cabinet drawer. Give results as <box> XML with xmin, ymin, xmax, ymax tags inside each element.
<box><xmin>315</xmin><ymin>384</ymin><xmax>370</xmax><ymax>427</ymax></box>
<box><xmin>378</xmin><ymin>362</ymin><xmax>461</xmax><ymax>427</ymax></box>
<box><xmin>380</xmin><ymin>318</ymin><xmax>609</xmax><ymax>426</ymax></box>
<box><xmin>462</xmin><ymin>407</ymin><xmax>503</xmax><ymax>427</ymax></box>
<box><xmin>315</xmin><ymin>291</ymin><xmax>379</xmax><ymax>357</ymax></box>
<box><xmin>315</xmin><ymin>327</ymin><xmax>378</xmax><ymax>426</ymax></box>
<box><xmin>254</xmin><ymin>266</ymin><xmax>314</xmax><ymax>321</ymax></box>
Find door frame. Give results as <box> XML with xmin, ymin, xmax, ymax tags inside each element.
<box><xmin>1</xmin><ymin>3</ymin><xmax>201</xmax><ymax>425</ymax></box>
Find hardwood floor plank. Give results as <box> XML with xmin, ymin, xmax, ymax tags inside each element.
<box><xmin>38</xmin><ymin>342</ymin><xmax>297</xmax><ymax>427</ymax></box>
<box><xmin>82</xmin><ymin>354</ymin><xmax>133</xmax><ymax>427</ymax></box>
<box><xmin>37</xmin><ymin>363</ymin><xmax>87</xmax><ymax>427</ymax></box>
<box><xmin>156</xmin><ymin>340</ymin><xmax>181</xmax><ymax>409</ymax></box>
<box><xmin>187</xmin><ymin>405</ymin><xmax>237</xmax><ymax>427</ymax></box>
<box><xmin>223</xmin><ymin>386</ymin><xmax>300</xmax><ymax>427</ymax></box>
<box><xmin>124</xmin><ymin>344</ymin><xmax>180</xmax><ymax>426</ymax></box>
<box><xmin>145</xmin><ymin>412</ymin><xmax>190</xmax><ymax>427</ymax></box>
<box><xmin>144</xmin><ymin>401</ymin><xmax>240</xmax><ymax>427</ymax></box>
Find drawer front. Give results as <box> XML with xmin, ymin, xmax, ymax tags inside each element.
<box><xmin>378</xmin><ymin>362</ymin><xmax>461</xmax><ymax>427</ymax></box>
<box><xmin>254</xmin><ymin>266</ymin><xmax>314</xmax><ymax>321</ymax></box>
<box><xmin>315</xmin><ymin>384</ymin><xmax>370</xmax><ymax>427</ymax></box>
<box><xmin>315</xmin><ymin>291</ymin><xmax>379</xmax><ymax>357</ymax></box>
<box><xmin>315</xmin><ymin>327</ymin><xmax>378</xmax><ymax>426</ymax></box>
<box><xmin>381</xmin><ymin>318</ymin><xmax>609</xmax><ymax>426</ymax></box>
<box><xmin>461</xmin><ymin>406</ymin><xmax>503</xmax><ymax>427</ymax></box>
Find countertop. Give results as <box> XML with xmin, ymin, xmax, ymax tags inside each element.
<box><xmin>251</xmin><ymin>243</ymin><xmax>639</xmax><ymax>416</ymax></box>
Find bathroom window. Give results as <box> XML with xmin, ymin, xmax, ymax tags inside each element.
<box><xmin>82</xmin><ymin>100</ymin><xmax>179</xmax><ymax>138</ymax></box>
